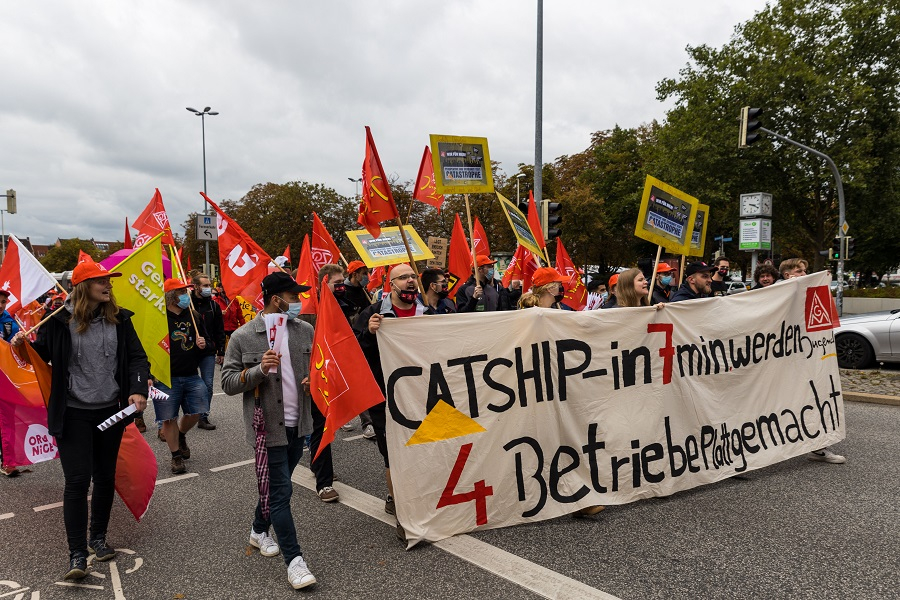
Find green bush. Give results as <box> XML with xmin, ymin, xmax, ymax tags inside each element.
<box><xmin>841</xmin><ymin>287</ymin><xmax>900</xmax><ymax>299</ymax></box>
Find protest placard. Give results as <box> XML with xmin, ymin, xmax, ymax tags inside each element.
<box><xmin>634</xmin><ymin>176</ymin><xmax>699</xmax><ymax>255</ymax></box>
<box><xmin>428</xmin><ymin>135</ymin><xmax>494</xmax><ymax>195</ymax></box>
<box><xmin>346</xmin><ymin>225</ymin><xmax>434</xmax><ymax>268</ymax></box>
<box><xmin>689</xmin><ymin>203</ymin><xmax>710</xmax><ymax>257</ymax></box>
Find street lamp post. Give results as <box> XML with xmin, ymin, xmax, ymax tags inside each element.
<box><xmin>348</xmin><ymin>177</ymin><xmax>362</xmax><ymax>200</ymax></box>
<box><xmin>186</xmin><ymin>106</ymin><xmax>219</xmax><ymax>277</ymax></box>
<box><xmin>516</xmin><ymin>173</ymin><xmax>526</xmax><ymax>203</ymax></box>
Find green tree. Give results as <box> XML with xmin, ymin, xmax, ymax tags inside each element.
<box><xmin>40</xmin><ymin>239</ymin><xmax>100</xmax><ymax>272</ymax></box>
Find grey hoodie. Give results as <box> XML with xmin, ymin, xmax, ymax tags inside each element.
<box><xmin>65</xmin><ymin>301</ymin><xmax>120</xmax><ymax>409</ymax></box>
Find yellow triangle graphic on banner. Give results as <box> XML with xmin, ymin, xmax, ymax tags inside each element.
<box><xmin>406</xmin><ymin>400</ymin><xmax>486</xmax><ymax>446</ymax></box>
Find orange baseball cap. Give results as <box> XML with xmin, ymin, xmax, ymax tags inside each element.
<box><xmin>608</xmin><ymin>273</ymin><xmax>619</xmax><ymax>287</ymax></box>
<box><xmin>71</xmin><ymin>262</ymin><xmax>122</xmax><ymax>286</ymax></box>
<box><xmin>656</xmin><ymin>263</ymin><xmax>676</xmax><ymax>274</ymax></box>
<box><xmin>163</xmin><ymin>278</ymin><xmax>193</xmax><ymax>293</ymax></box>
<box><xmin>532</xmin><ymin>267</ymin><xmax>566</xmax><ymax>287</ymax></box>
<box><xmin>476</xmin><ymin>255</ymin><xmax>497</xmax><ymax>267</ymax></box>
<box><xmin>347</xmin><ymin>260</ymin><xmax>367</xmax><ymax>274</ymax></box>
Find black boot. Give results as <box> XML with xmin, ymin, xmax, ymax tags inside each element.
<box><xmin>197</xmin><ymin>417</ymin><xmax>216</xmax><ymax>430</ymax></box>
<box><xmin>89</xmin><ymin>535</ymin><xmax>116</xmax><ymax>561</ymax></box>
<box><xmin>65</xmin><ymin>550</ymin><xmax>88</xmax><ymax>580</ymax></box>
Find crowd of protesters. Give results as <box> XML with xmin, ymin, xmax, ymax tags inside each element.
<box><xmin>2</xmin><ymin>250</ymin><xmax>845</xmax><ymax>590</ymax></box>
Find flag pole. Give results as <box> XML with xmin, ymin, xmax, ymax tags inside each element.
<box><xmin>678</xmin><ymin>254</ymin><xmax>686</xmax><ymax>286</ymax></box>
<box><xmin>173</xmin><ymin>245</ymin><xmax>202</xmax><ymax>340</ymax></box>
<box><xmin>464</xmin><ymin>194</ymin><xmax>478</xmax><ymax>274</ymax></box>
<box><xmin>649</xmin><ymin>245</ymin><xmax>662</xmax><ymax>297</ymax></box>
<box><xmin>20</xmin><ymin>303</ymin><xmax>68</xmax><ymax>337</ymax></box>
<box><xmin>394</xmin><ymin>217</ymin><xmax>424</xmax><ymax>294</ymax></box>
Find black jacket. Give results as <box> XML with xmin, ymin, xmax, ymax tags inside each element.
<box><xmin>651</xmin><ymin>284</ymin><xmax>670</xmax><ymax>305</ymax></box>
<box><xmin>669</xmin><ymin>282</ymin><xmax>710</xmax><ymax>303</ymax></box>
<box><xmin>600</xmin><ymin>294</ymin><xmax>618</xmax><ymax>309</ymax></box>
<box><xmin>32</xmin><ymin>306</ymin><xmax>149</xmax><ymax>438</ymax></box>
<box><xmin>193</xmin><ymin>294</ymin><xmax>226</xmax><ymax>356</ymax></box>
<box><xmin>353</xmin><ymin>295</ymin><xmax>426</xmax><ymax>392</ymax></box>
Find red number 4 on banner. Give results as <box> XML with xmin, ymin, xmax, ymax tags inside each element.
<box><xmin>436</xmin><ymin>443</ymin><xmax>493</xmax><ymax>526</ymax></box>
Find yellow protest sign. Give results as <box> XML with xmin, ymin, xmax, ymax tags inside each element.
<box><xmin>429</xmin><ymin>135</ymin><xmax>494</xmax><ymax>194</ymax></box>
<box><xmin>497</xmin><ymin>192</ymin><xmax>545</xmax><ymax>259</ymax></box>
<box><xmin>345</xmin><ymin>225</ymin><xmax>434</xmax><ymax>268</ymax></box>
<box><xmin>634</xmin><ymin>176</ymin><xmax>699</xmax><ymax>255</ymax></box>
<box><xmin>689</xmin><ymin>203</ymin><xmax>710</xmax><ymax>257</ymax></box>
<box><xmin>110</xmin><ymin>233</ymin><xmax>171</xmax><ymax>387</ymax></box>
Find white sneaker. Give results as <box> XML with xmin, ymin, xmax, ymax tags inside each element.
<box><xmin>362</xmin><ymin>424</ymin><xmax>376</xmax><ymax>439</ymax></box>
<box><xmin>340</xmin><ymin>420</ymin><xmax>356</xmax><ymax>432</ymax></box>
<box><xmin>287</xmin><ymin>555</ymin><xmax>317</xmax><ymax>589</ymax></box>
<box><xmin>807</xmin><ymin>448</ymin><xmax>846</xmax><ymax>464</ymax></box>
<box><xmin>249</xmin><ymin>528</ymin><xmax>280</xmax><ymax>557</ymax></box>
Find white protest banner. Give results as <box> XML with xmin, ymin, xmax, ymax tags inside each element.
<box><xmin>264</xmin><ymin>313</ymin><xmax>287</xmax><ymax>374</ymax></box>
<box><xmin>378</xmin><ymin>272</ymin><xmax>844</xmax><ymax>547</ymax></box>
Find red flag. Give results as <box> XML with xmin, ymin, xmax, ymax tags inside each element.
<box><xmin>446</xmin><ymin>214</ymin><xmax>472</xmax><ymax>300</ymax></box>
<box><xmin>296</xmin><ymin>235</ymin><xmax>319</xmax><ymax>315</ymax></box>
<box><xmin>357</xmin><ymin>126</ymin><xmax>399</xmax><ymax>239</ymax></box>
<box><xmin>202</xmin><ymin>193</ymin><xmax>273</xmax><ymax>310</ymax></box>
<box><xmin>186</xmin><ymin>254</ymin><xmax>192</xmax><ymax>273</ymax></box>
<box><xmin>77</xmin><ymin>250</ymin><xmax>93</xmax><ymax>264</ymax></box>
<box><xmin>133</xmin><ymin>189</ymin><xmax>176</xmax><ymax>248</ymax></box>
<box><xmin>309</xmin><ymin>284</ymin><xmax>384</xmax><ymax>461</ymax></box>
<box><xmin>527</xmin><ymin>191</ymin><xmax>546</xmax><ymax>251</ymax></box>
<box><xmin>282</xmin><ymin>245</ymin><xmax>291</xmax><ymax>263</ymax></box>
<box><xmin>0</xmin><ymin>235</ymin><xmax>59</xmax><ymax>315</ymax></box>
<box><xmin>413</xmin><ymin>146</ymin><xmax>444</xmax><ymax>212</ymax></box>
<box><xmin>555</xmin><ymin>238</ymin><xmax>587</xmax><ymax>311</ymax></box>
<box><xmin>312</xmin><ymin>213</ymin><xmax>341</xmax><ymax>272</ymax></box>
<box><xmin>124</xmin><ymin>218</ymin><xmax>133</xmax><ymax>250</ymax></box>
<box><xmin>367</xmin><ymin>266</ymin><xmax>385</xmax><ymax>293</ymax></box>
<box><xmin>115</xmin><ymin>423</ymin><xmax>158</xmax><ymax>521</ymax></box>
<box><xmin>473</xmin><ymin>217</ymin><xmax>490</xmax><ymax>257</ymax></box>
<box><xmin>502</xmin><ymin>245</ymin><xmax>540</xmax><ymax>291</ymax></box>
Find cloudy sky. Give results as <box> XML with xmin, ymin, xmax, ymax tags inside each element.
<box><xmin>0</xmin><ymin>1</ymin><xmax>770</xmax><ymax>246</ymax></box>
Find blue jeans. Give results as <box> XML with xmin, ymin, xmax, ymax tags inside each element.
<box><xmin>152</xmin><ymin>375</ymin><xmax>210</xmax><ymax>426</ymax></box>
<box><xmin>198</xmin><ymin>354</ymin><xmax>216</xmax><ymax>419</ymax></box>
<box><xmin>253</xmin><ymin>426</ymin><xmax>304</xmax><ymax>565</ymax></box>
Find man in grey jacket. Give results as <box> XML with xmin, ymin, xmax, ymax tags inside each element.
<box><xmin>221</xmin><ymin>272</ymin><xmax>317</xmax><ymax>590</ymax></box>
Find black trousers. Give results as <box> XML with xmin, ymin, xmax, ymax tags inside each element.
<box><xmin>307</xmin><ymin>401</ymin><xmax>334</xmax><ymax>490</ymax></box>
<box><xmin>57</xmin><ymin>405</ymin><xmax>125</xmax><ymax>554</ymax></box>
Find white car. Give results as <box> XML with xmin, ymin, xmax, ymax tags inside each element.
<box><xmin>724</xmin><ymin>281</ymin><xmax>748</xmax><ymax>295</ymax></box>
<box><xmin>834</xmin><ymin>309</ymin><xmax>900</xmax><ymax>369</ymax></box>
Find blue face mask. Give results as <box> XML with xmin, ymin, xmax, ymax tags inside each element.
<box><xmin>661</xmin><ymin>275</ymin><xmax>673</xmax><ymax>286</ymax></box>
<box><xmin>278</xmin><ymin>297</ymin><xmax>302</xmax><ymax>320</ymax></box>
<box><xmin>360</xmin><ymin>275</ymin><xmax>369</xmax><ymax>288</ymax></box>
<box><xmin>177</xmin><ymin>293</ymin><xmax>191</xmax><ymax>309</ymax></box>
<box><xmin>485</xmin><ymin>269</ymin><xmax>495</xmax><ymax>280</ymax></box>
<box><xmin>201</xmin><ymin>288</ymin><xmax>212</xmax><ymax>297</ymax></box>
<box><xmin>601</xmin><ymin>292</ymin><xmax>609</xmax><ymax>302</ymax></box>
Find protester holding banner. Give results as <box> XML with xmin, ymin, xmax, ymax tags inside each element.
<box><xmin>10</xmin><ymin>261</ymin><xmax>149</xmax><ymax>581</ymax></box>
<box><xmin>600</xmin><ymin>273</ymin><xmax>619</xmax><ymax>309</ymax></box>
<box><xmin>353</xmin><ymin>263</ymin><xmax>427</xmax><ymax>525</ymax></box>
<box><xmin>612</xmin><ymin>268</ymin><xmax>667</xmax><ymax>311</ymax></box>
<box><xmin>752</xmin><ymin>263</ymin><xmax>779</xmax><ymax>289</ymax></box>
<box><xmin>0</xmin><ymin>289</ymin><xmax>22</xmax><ymax>476</ymax></box>
<box><xmin>155</xmin><ymin>278</ymin><xmax>209</xmax><ymax>475</ymax></box>
<box><xmin>584</xmin><ymin>278</ymin><xmax>606</xmax><ymax>310</ymax></box>
<box><xmin>651</xmin><ymin>264</ymin><xmax>676</xmax><ymax>305</ymax></box>
<box><xmin>343</xmin><ymin>260</ymin><xmax>372</xmax><ymax>317</ymax></box>
<box><xmin>420</xmin><ymin>267</ymin><xmax>457</xmax><ymax>315</ymax></box>
<box><xmin>221</xmin><ymin>271</ymin><xmax>318</xmax><ymax>590</ymax></box>
<box><xmin>191</xmin><ymin>272</ymin><xmax>226</xmax><ymax>431</ymax></box>
<box><xmin>669</xmin><ymin>262</ymin><xmax>716</xmax><ymax>302</ymax></box>
<box><xmin>456</xmin><ymin>255</ymin><xmax>501</xmax><ymax>312</ymax></box>
<box><xmin>517</xmin><ymin>267</ymin><xmax>567</xmax><ymax>309</ymax></box>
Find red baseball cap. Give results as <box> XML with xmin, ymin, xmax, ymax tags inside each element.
<box><xmin>71</xmin><ymin>261</ymin><xmax>122</xmax><ymax>286</ymax></box>
<box><xmin>476</xmin><ymin>255</ymin><xmax>497</xmax><ymax>267</ymax></box>
<box><xmin>347</xmin><ymin>260</ymin><xmax>367</xmax><ymax>274</ymax></box>
<box><xmin>163</xmin><ymin>278</ymin><xmax>193</xmax><ymax>293</ymax></box>
<box><xmin>532</xmin><ymin>267</ymin><xmax>566</xmax><ymax>287</ymax></box>
<box><xmin>656</xmin><ymin>263</ymin><xmax>676</xmax><ymax>274</ymax></box>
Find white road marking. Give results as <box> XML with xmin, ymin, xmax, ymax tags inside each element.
<box><xmin>53</xmin><ymin>582</ymin><xmax>104</xmax><ymax>590</ymax></box>
<box><xmin>209</xmin><ymin>459</ymin><xmax>255</xmax><ymax>472</ymax></box>
<box><xmin>341</xmin><ymin>434</ymin><xmax>366</xmax><ymax>442</ymax></box>
<box><xmin>109</xmin><ymin>560</ymin><xmax>125</xmax><ymax>600</ymax></box>
<box><xmin>0</xmin><ymin>513</ymin><xmax>14</xmax><ymax>521</ymax></box>
<box><xmin>33</xmin><ymin>501</ymin><xmax>63</xmax><ymax>512</ymax></box>
<box><xmin>0</xmin><ymin>587</ymin><xmax>29</xmax><ymax>599</ymax></box>
<box><xmin>290</xmin><ymin>469</ymin><xmax>620</xmax><ymax>600</ymax></box>
<box><xmin>155</xmin><ymin>473</ymin><xmax>199</xmax><ymax>485</ymax></box>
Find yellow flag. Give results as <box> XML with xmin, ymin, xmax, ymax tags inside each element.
<box><xmin>111</xmin><ymin>233</ymin><xmax>171</xmax><ymax>387</ymax></box>
<box><xmin>168</xmin><ymin>245</ymin><xmax>184</xmax><ymax>282</ymax></box>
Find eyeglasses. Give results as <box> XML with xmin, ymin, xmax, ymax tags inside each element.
<box><xmin>391</xmin><ymin>274</ymin><xmax>418</xmax><ymax>281</ymax></box>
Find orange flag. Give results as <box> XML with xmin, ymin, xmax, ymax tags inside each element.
<box><xmin>77</xmin><ymin>250</ymin><xmax>93</xmax><ymax>264</ymax></box>
<box><xmin>282</xmin><ymin>245</ymin><xmax>291</xmax><ymax>263</ymax></box>
<box><xmin>473</xmin><ymin>217</ymin><xmax>490</xmax><ymax>257</ymax></box>
<box><xmin>296</xmin><ymin>235</ymin><xmax>319</xmax><ymax>315</ymax></box>
<box><xmin>357</xmin><ymin>126</ymin><xmax>399</xmax><ymax>239</ymax></box>
<box><xmin>367</xmin><ymin>266</ymin><xmax>385</xmax><ymax>293</ymax></box>
<box><xmin>527</xmin><ymin>191</ymin><xmax>546</xmax><ymax>251</ymax></box>
<box><xmin>311</xmin><ymin>213</ymin><xmax>341</xmax><ymax>271</ymax></box>
<box><xmin>124</xmin><ymin>218</ymin><xmax>132</xmax><ymax>250</ymax></box>
<box><xmin>502</xmin><ymin>245</ymin><xmax>539</xmax><ymax>291</ymax></box>
<box><xmin>133</xmin><ymin>189</ymin><xmax>176</xmax><ymax>247</ymax></box>
<box><xmin>446</xmin><ymin>213</ymin><xmax>472</xmax><ymax>300</ymax></box>
<box><xmin>309</xmin><ymin>284</ymin><xmax>384</xmax><ymax>461</ymax></box>
<box><xmin>413</xmin><ymin>146</ymin><xmax>444</xmax><ymax>212</ymax></box>
<box><xmin>555</xmin><ymin>238</ymin><xmax>587</xmax><ymax>311</ymax></box>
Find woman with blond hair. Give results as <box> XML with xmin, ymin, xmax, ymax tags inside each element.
<box><xmin>610</xmin><ymin>267</ymin><xmax>665</xmax><ymax>310</ymax></box>
<box><xmin>518</xmin><ymin>267</ymin><xmax>567</xmax><ymax>309</ymax></box>
<box><xmin>12</xmin><ymin>261</ymin><xmax>149</xmax><ymax>581</ymax></box>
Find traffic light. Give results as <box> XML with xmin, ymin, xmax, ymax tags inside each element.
<box><xmin>517</xmin><ymin>200</ymin><xmax>530</xmax><ymax>215</ymax></box>
<box><xmin>846</xmin><ymin>237</ymin><xmax>855</xmax><ymax>259</ymax></box>
<box><xmin>543</xmin><ymin>200</ymin><xmax>561</xmax><ymax>240</ymax></box>
<box><xmin>5</xmin><ymin>189</ymin><xmax>15</xmax><ymax>214</ymax></box>
<box><xmin>738</xmin><ymin>107</ymin><xmax>763</xmax><ymax>148</ymax></box>
<box><xmin>830</xmin><ymin>237</ymin><xmax>841</xmax><ymax>260</ymax></box>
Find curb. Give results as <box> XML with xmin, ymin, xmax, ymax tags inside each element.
<box><xmin>844</xmin><ymin>391</ymin><xmax>900</xmax><ymax>407</ymax></box>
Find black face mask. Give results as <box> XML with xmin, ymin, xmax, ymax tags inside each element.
<box><xmin>397</xmin><ymin>289</ymin><xmax>418</xmax><ymax>304</ymax></box>
<box><xmin>554</xmin><ymin>291</ymin><xmax>565</xmax><ymax>303</ymax></box>
<box><xmin>436</xmin><ymin>285</ymin><xmax>450</xmax><ymax>300</ymax></box>
<box><xmin>333</xmin><ymin>284</ymin><xmax>346</xmax><ymax>298</ymax></box>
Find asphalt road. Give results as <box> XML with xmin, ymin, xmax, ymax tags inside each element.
<box><xmin>1</xmin><ymin>368</ymin><xmax>898</xmax><ymax>600</ymax></box>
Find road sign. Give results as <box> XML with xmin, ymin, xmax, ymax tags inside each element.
<box><xmin>841</xmin><ymin>221</ymin><xmax>849</xmax><ymax>235</ymax></box>
<box><xmin>196</xmin><ymin>215</ymin><xmax>217</xmax><ymax>241</ymax></box>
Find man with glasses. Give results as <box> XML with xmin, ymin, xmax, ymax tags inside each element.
<box><xmin>420</xmin><ymin>267</ymin><xmax>456</xmax><ymax>315</ymax></box>
<box><xmin>670</xmin><ymin>262</ymin><xmax>717</xmax><ymax>302</ymax></box>
<box><xmin>354</xmin><ymin>263</ymin><xmax>427</xmax><ymax>537</ymax></box>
